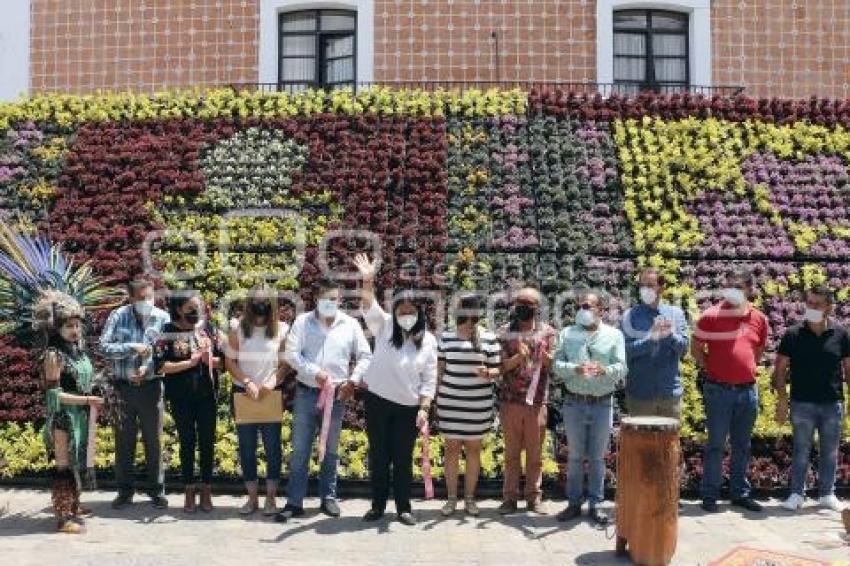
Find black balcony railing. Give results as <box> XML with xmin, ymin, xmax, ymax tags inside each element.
<box><xmin>228</xmin><ymin>81</ymin><xmax>746</xmax><ymax>97</ymax></box>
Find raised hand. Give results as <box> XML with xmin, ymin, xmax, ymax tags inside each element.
<box><xmin>353</xmin><ymin>253</ymin><xmax>378</xmax><ymax>280</ymax></box>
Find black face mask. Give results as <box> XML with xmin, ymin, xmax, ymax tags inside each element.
<box><xmin>514</xmin><ymin>304</ymin><xmax>536</xmax><ymax>321</ymax></box>
<box><xmin>250</xmin><ymin>302</ymin><xmax>271</xmax><ymax>316</ymax></box>
<box><xmin>183</xmin><ymin>310</ymin><xmax>200</xmax><ymax>324</ymax></box>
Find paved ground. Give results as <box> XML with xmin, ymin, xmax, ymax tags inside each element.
<box><xmin>0</xmin><ymin>489</ymin><xmax>848</xmax><ymax>565</ymax></box>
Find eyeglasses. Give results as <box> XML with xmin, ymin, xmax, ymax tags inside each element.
<box><xmin>579</xmin><ymin>303</ymin><xmax>594</xmax><ymax>310</ymax></box>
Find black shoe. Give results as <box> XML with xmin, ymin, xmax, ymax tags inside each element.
<box><xmin>111</xmin><ymin>493</ymin><xmax>133</xmax><ymax>510</ymax></box>
<box><xmin>589</xmin><ymin>507</ymin><xmax>610</xmax><ymax>526</ymax></box>
<box><xmin>274</xmin><ymin>504</ymin><xmax>305</xmax><ymax>523</ymax></box>
<box><xmin>556</xmin><ymin>503</ymin><xmax>582</xmax><ymax>522</ymax></box>
<box><xmin>701</xmin><ymin>498</ymin><xmax>720</xmax><ymax>513</ymax></box>
<box><xmin>362</xmin><ymin>509</ymin><xmax>384</xmax><ymax>522</ymax></box>
<box><xmin>150</xmin><ymin>495</ymin><xmax>169</xmax><ymax>509</ymax></box>
<box><xmin>397</xmin><ymin>512</ymin><xmax>417</xmax><ymax>526</ymax></box>
<box><xmin>732</xmin><ymin>497</ymin><xmax>763</xmax><ymax>513</ymax></box>
<box><xmin>320</xmin><ymin>498</ymin><xmax>341</xmax><ymax>517</ymax></box>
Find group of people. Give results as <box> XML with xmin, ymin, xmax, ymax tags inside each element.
<box><xmin>43</xmin><ymin>260</ymin><xmax>847</xmax><ymax>533</ymax></box>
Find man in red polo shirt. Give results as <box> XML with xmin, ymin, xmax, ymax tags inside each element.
<box><xmin>691</xmin><ymin>268</ymin><xmax>768</xmax><ymax>514</ymax></box>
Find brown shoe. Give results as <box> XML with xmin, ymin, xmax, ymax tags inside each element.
<box><xmin>842</xmin><ymin>508</ymin><xmax>850</xmax><ymax>535</ymax></box>
<box><xmin>183</xmin><ymin>485</ymin><xmax>197</xmax><ymax>514</ymax></box>
<box><xmin>199</xmin><ymin>484</ymin><xmax>213</xmax><ymax>513</ymax></box>
<box><xmin>527</xmin><ymin>500</ymin><xmax>548</xmax><ymax>515</ymax></box>
<box><xmin>497</xmin><ymin>500</ymin><xmax>518</xmax><ymax>515</ymax></box>
<box><xmin>58</xmin><ymin>519</ymin><xmax>84</xmax><ymax>534</ymax></box>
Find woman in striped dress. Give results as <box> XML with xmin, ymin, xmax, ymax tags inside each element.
<box><xmin>437</xmin><ymin>294</ymin><xmax>501</xmax><ymax>516</ymax></box>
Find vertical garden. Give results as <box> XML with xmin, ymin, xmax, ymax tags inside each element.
<box><xmin>0</xmin><ymin>88</ymin><xmax>848</xmax><ymax>491</ymax></box>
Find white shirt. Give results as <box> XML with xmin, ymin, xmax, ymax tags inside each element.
<box><xmin>234</xmin><ymin>324</ymin><xmax>287</xmax><ymax>388</ymax></box>
<box><xmin>284</xmin><ymin>310</ymin><xmax>371</xmax><ymax>387</ymax></box>
<box><xmin>361</xmin><ymin>302</ymin><xmax>438</xmax><ymax>407</ymax></box>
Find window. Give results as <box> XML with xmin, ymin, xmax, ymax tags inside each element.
<box><xmin>278</xmin><ymin>10</ymin><xmax>356</xmax><ymax>92</ymax></box>
<box><xmin>613</xmin><ymin>10</ymin><xmax>688</xmax><ymax>94</ymax></box>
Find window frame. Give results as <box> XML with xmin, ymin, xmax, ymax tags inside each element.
<box><xmin>613</xmin><ymin>9</ymin><xmax>690</xmax><ymax>93</ymax></box>
<box><xmin>277</xmin><ymin>9</ymin><xmax>358</xmax><ymax>91</ymax></box>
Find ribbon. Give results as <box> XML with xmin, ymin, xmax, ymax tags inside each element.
<box><xmin>316</xmin><ymin>381</ymin><xmax>336</xmax><ymax>462</ymax></box>
<box><xmin>419</xmin><ymin>421</ymin><xmax>434</xmax><ymax>500</ymax></box>
<box><xmin>86</xmin><ymin>404</ymin><xmax>99</xmax><ymax>471</ymax></box>
<box><xmin>524</xmin><ymin>339</ymin><xmax>544</xmax><ymax>406</ymax></box>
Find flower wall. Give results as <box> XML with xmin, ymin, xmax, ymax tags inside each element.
<box><xmin>0</xmin><ymin>88</ymin><xmax>848</xmax><ymax>490</ymax></box>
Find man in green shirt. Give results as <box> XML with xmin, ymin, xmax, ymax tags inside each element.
<box><xmin>552</xmin><ymin>291</ymin><xmax>627</xmax><ymax>526</ymax></box>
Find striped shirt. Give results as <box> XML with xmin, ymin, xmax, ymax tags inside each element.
<box><xmin>436</xmin><ymin>329</ymin><xmax>501</xmax><ymax>439</ymax></box>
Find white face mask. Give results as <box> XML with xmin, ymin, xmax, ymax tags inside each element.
<box><xmin>723</xmin><ymin>288</ymin><xmax>746</xmax><ymax>306</ymax></box>
<box><xmin>575</xmin><ymin>308</ymin><xmax>597</xmax><ymax>328</ymax></box>
<box><xmin>803</xmin><ymin>308</ymin><xmax>825</xmax><ymax>324</ymax></box>
<box><xmin>317</xmin><ymin>298</ymin><xmax>338</xmax><ymax>318</ymax></box>
<box><xmin>134</xmin><ymin>298</ymin><xmax>154</xmax><ymax>316</ymax></box>
<box><xmin>639</xmin><ymin>287</ymin><xmax>658</xmax><ymax>305</ymax></box>
<box><xmin>397</xmin><ymin>314</ymin><xmax>418</xmax><ymax>331</ymax></box>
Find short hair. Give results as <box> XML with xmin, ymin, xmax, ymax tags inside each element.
<box><xmin>727</xmin><ymin>267</ymin><xmax>755</xmax><ymax>287</ymax></box>
<box><xmin>639</xmin><ymin>267</ymin><xmax>663</xmax><ymax>286</ymax></box>
<box><xmin>314</xmin><ymin>277</ymin><xmax>340</xmax><ymax>294</ymax></box>
<box><xmin>577</xmin><ymin>289</ymin><xmax>606</xmax><ymax>308</ymax></box>
<box><xmin>127</xmin><ymin>279</ymin><xmax>153</xmax><ymax>296</ymax></box>
<box><xmin>807</xmin><ymin>284</ymin><xmax>835</xmax><ymax>304</ymax></box>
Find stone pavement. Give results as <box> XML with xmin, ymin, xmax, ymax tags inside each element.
<box><xmin>0</xmin><ymin>489</ymin><xmax>848</xmax><ymax>565</ymax></box>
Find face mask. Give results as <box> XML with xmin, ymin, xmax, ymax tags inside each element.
<box><xmin>575</xmin><ymin>308</ymin><xmax>597</xmax><ymax>328</ymax></box>
<box><xmin>250</xmin><ymin>302</ymin><xmax>270</xmax><ymax>317</ymax></box>
<box><xmin>184</xmin><ymin>309</ymin><xmax>201</xmax><ymax>325</ymax></box>
<box><xmin>723</xmin><ymin>288</ymin><xmax>746</xmax><ymax>306</ymax></box>
<box><xmin>639</xmin><ymin>287</ymin><xmax>658</xmax><ymax>305</ymax></box>
<box><xmin>514</xmin><ymin>304</ymin><xmax>536</xmax><ymax>321</ymax></box>
<box><xmin>803</xmin><ymin>308</ymin><xmax>825</xmax><ymax>324</ymax></box>
<box><xmin>397</xmin><ymin>314</ymin><xmax>418</xmax><ymax>331</ymax></box>
<box><xmin>134</xmin><ymin>299</ymin><xmax>154</xmax><ymax>316</ymax></box>
<box><xmin>317</xmin><ymin>298</ymin><xmax>338</xmax><ymax>318</ymax></box>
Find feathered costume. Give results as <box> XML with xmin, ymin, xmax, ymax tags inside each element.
<box><xmin>0</xmin><ymin>222</ymin><xmax>122</xmax><ymax>530</ymax></box>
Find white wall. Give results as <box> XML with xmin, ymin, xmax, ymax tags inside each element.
<box><xmin>258</xmin><ymin>0</ymin><xmax>374</xmax><ymax>86</ymax></box>
<box><xmin>596</xmin><ymin>0</ymin><xmax>712</xmax><ymax>87</ymax></box>
<box><xmin>0</xmin><ymin>0</ymin><xmax>30</xmax><ymax>100</ymax></box>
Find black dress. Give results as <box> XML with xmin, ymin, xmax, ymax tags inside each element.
<box><xmin>154</xmin><ymin>322</ymin><xmax>221</xmax><ymax>485</ymax></box>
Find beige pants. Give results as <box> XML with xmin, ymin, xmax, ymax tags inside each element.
<box><xmin>500</xmin><ymin>402</ymin><xmax>547</xmax><ymax>504</ymax></box>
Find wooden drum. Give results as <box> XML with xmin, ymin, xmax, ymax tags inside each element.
<box><xmin>615</xmin><ymin>416</ymin><xmax>680</xmax><ymax>566</ymax></box>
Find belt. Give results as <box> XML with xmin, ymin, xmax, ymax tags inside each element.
<box><xmin>705</xmin><ymin>380</ymin><xmax>755</xmax><ymax>390</ymax></box>
<box><xmin>565</xmin><ymin>391</ymin><xmax>612</xmax><ymax>404</ymax></box>
<box><xmin>118</xmin><ymin>377</ymin><xmax>162</xmax><ymax>388</ymax></box>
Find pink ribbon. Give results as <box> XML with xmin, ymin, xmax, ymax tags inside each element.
<box><xmin>316</xmin><ymin>381</ymin><xmax>336</xmax><ymax>462</ymax></box>
<box><xmin>419</xmin><ymin>421</ymin><xmax>434</xmax><ymax>500</ymax></box>
<box><xmin>524</xmin><ymin>340</ymin><xmax>543</xmax><ymax>406</ymax></box>
<box><xmin>86</xmin><ymin>404</ymin><xmax>99</xmax><ymax>469</ymax></box>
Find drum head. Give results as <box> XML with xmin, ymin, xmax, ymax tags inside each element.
<box><xmin>621</xmin><ymin>416</ymin><xmax>679</xmax><ymax>431</ymax></box>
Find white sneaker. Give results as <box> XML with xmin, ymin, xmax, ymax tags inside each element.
<box><xmin>781</xmin><ymin>493</ymin><xmax>805</xmax><ymax>511</ymax></box>
<box><xmin>818</xmin><ymin>495</ymin><xmax>844</xmax><ymax>512</ymax></box>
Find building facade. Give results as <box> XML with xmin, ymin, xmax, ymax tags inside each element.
<box><xmin>0</xmin><ymin>0</ymin><xmax>848</xmax><ymax>100</ymax></box>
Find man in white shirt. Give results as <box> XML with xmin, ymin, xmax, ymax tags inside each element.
<box><xmin>276</xmin><ymin>277</ymin><xmax>371</xmax><ymax>521</ymax></box>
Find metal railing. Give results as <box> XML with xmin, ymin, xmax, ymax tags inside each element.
<box><xmin>229</xmin><ymin>81</ymin><xmax>746</xmax><ymax>97</ymax></box>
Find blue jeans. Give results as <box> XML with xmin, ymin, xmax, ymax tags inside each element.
<box><xmin>561</xmin><ymin>396</ymin><xmax>613</xmax><ymax>506</ymax></box>
<box><xmin>237</xmin><ymin>422</ymin><xmax>282</xmax><ymax>483</ymax></box>
<box><xmin>790</xmin><ymin>401</ymin><xmax>843</xmax><ymax>497</ymax></box>
<box><xmin>700</xmin><ymin>381</ymin><xmax>758</xmax><ymax>500</ymax></box>
<box><xmin>286</xmin><ymin>384</ymin><xmax>345</xmax><ymax>508</ymax></box>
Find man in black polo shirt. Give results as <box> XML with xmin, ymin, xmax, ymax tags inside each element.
<box><xmin>773</xmin><ymin>285</ymin><xmax>849</xmax><ymax>512</ymax></box>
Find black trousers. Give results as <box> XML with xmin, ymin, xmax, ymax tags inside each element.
<box><xmin>364</xmin><ymin>390</ymin><xmax>419</xmax><ymax>514</ymax></box>
<box><xmin>170</xmin><ymin>393</ymin><xmax>217</xmax><ymax>485</ymax></box>
<box><xmin>114</xmin><ymin>380</ymin><xmax>164</xmax><ymax>497</ymax></box>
